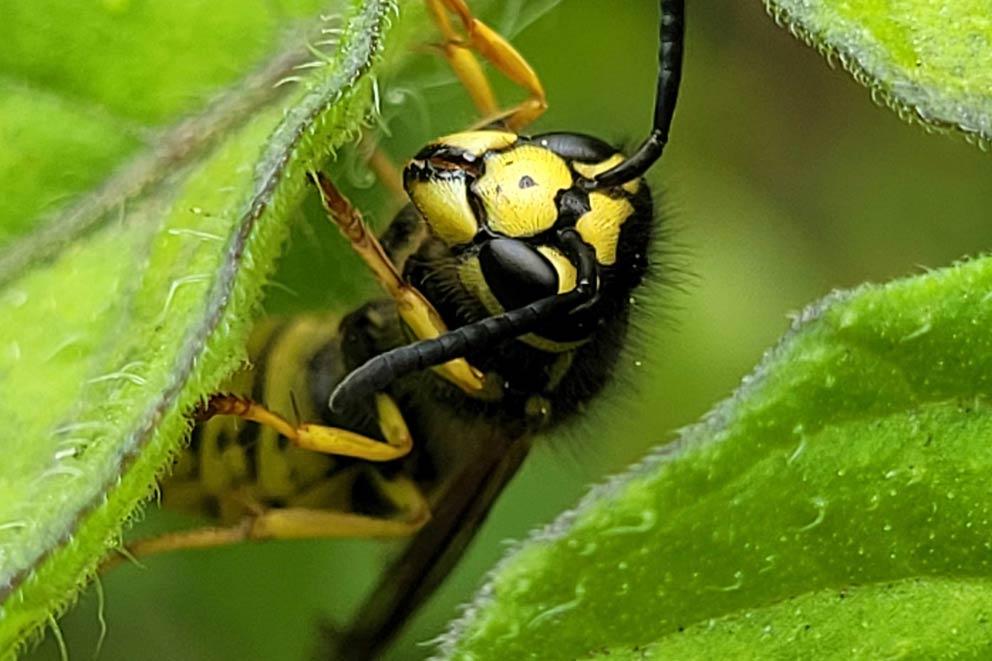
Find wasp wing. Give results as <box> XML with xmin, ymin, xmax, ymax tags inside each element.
<box><xmin>326</xmin><ymin>433</ymin><xmax>532</xmax><ymax>660</ymax></box>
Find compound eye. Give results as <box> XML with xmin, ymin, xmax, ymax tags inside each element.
<box><xmin>479</xmin><ymin>238</ymin><xmax>559</xmax><ymax>310</ymax></box>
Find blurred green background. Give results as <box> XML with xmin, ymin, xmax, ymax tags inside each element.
<box><xmin>25</xmin><ymin>0</ymin><xmax>992</xmax><ymax>659</ymax></box>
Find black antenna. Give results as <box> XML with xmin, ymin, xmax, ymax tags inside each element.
<box><xmin>329</xmin><ymin>288</ymin><xmax>585</xmax><ymax>411</ymax></box>
<box><xmin>586</xmin><ymin>0</ymin><xmax>684</xmax><ymax>189</ymax></box>
<box><xmin>330</xmin><ymin>231</ymin><xmax>597</xmax><ymax>410</ymax></box>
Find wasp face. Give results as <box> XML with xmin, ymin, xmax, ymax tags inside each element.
<box><xmin>405</xmin><ymin>130</ymin><xmax>555</xmax><ymax>245</ymax></box>
<box><xmin>404</xmin><ymin>129</ymin><xmax>651</xmax><ymax>346</ymax></box>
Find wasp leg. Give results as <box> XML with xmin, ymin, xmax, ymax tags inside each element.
<box><xmin>201</xmin><ymin>393</ymin><xmax>412</xmax><ymax>461</ymax></box>
<box><xmin>426</xmin><ymin>0</ymin><xmax>498</xmax><ymax>118</ymax></box>
<box><xmin>309</xmin><ymin>170</ymin><xmax>485</xmax><ymax>395</ymax></box>
<box><xmin>102</xmin><ymin>473</ymin><xmax>429</xmax><ymax>571</ymax></box>
<box><xmin>426</xmin><ymin>0</ymin><xmax>547</xmax><ymax>131</ymax></box>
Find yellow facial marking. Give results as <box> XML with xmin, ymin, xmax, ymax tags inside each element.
<box><xmin>435</xmin><ymin>130</ymin><xmax>517</xmax><ymax>156</ymax></box>
<box><xmin>573</xmin><ymin>154</ymin><xmax>642</xmax><ymax>194</ymax></box>
<box><xmin>622</xmin><ymin>178</ymin><xmax>642</xmax><ymax>194</ymax></box>
<box><xmin>536</xmin><ymin>246</ymin><xmax>577</xmax><ymax>293</ymax></box>
<box><xmin>407</xmin><ymin>176</ymin><xmax>478</xmax><ymax>245</ymax></box>
<box><xmin>575</xmin><ymin>192</ymin><xmax>634</xmax><ymax>265</ymax></box>
<box><xmin>572</xmin><ymin>153</ymin><xmax>624</xmax><ymax>179</ymax></box>
<box><xmin>475</xmin><ymin>144</ymin><xmax>572</xmax><ymax>237</ymax></box>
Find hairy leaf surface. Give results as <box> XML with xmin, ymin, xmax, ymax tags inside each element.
<box><xmin>0</xmin><ymin>0</ymin><xmax>396</xmax><ymax>654</ymax></box>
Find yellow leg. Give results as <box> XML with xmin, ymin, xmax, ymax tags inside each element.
<box><xmin>102</xmin><ymin>474</ymin><xmax>430</xmax><ymax>571</ymax></box>
<box><xmin>200</xmin><ymin>393</ymin><xmax>412</xmax><ymax>461</ymax></box>
<box><xmin>426</xmin><ymin>0</ymin><xmax>547</xmax><ymax>131</ymax></box>
<box><xmin>427</xmin><ymin>0</ymin><xmax>499</xmax><ymax>117</ymax></box>
<box><xmin>310</xmin><ymin>171</ymin><xmax>484</xmax><ymax>394</ymax></box>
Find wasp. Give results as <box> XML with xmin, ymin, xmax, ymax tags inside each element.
<box><xmin>109</xmin><ymin>0</ymin><xmax>685</xmax><ymax>657</ymax></box>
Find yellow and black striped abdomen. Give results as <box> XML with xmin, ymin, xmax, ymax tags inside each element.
<box><xmin>162</xmin><ymin>315</ymin><xmax>356</xmax><ymax>524</ymax></box>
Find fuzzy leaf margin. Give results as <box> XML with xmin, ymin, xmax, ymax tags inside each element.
<box><xmin>765</xmin><ymin>0</ymin><xmax>992</xmax><ymax>145</ymax></box>
<box><xmin>0</xmin><ymin>0</ymin><xmax>397</xmax><ymax>655</ymax></box>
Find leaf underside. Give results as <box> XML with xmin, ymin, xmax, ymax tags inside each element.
<box><xmin>764</xmin><ymin>0</ymin><xmax>992</xmax><ymax>146</ymax></box>
<box><xmin>0</xmin><ymin>0</ymin><xmax>396</xmax><ymax>654</ymax></box>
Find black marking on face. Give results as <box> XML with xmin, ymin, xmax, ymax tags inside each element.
<box><xmin>554</xmin><ymin>187</ymin><xmax>592</xmax><ymax>227</ymax></box>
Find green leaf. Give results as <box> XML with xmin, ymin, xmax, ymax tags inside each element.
<box><xmin>764</xmin><ymin>0</ymin><xmax>992</xmax><ymax>145</ymax></box>
<box><xmin>0</xmin><ymin>0</ymin><xmax>397</xmax><ymax>654</ymax></box>
<box><xmin>441</xmin><ymin>254</ymin><xmax>992</xmax><ymax>659</ymax></box>
<box><xmin>589</xmin><ymin>578</ymin><xmax>992</xmax><ymax>659</ymax></box>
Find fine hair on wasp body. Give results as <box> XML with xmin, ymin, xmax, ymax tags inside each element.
<box><xmin>111</xmin><ymin>0</ymin><xmax>685</xmax><ymax>658</ymax></box>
